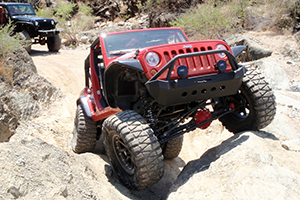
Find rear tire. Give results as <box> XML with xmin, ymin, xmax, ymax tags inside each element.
<box><xmin>72</xmin><ymin>105</ymin><xmax>97</xmax><ymax>153</ymax></box>
<box><xmin>219</xmin><ymin>66</ymin><xmax>276</xmax><ymax>133</ymax></box>
<box><xmin>47</xmin><ymin>34</ymin><xmax>61</xmax><ymax>52</ymax></box>
<box><xmin>102</xmin><ymin>110</ymin><xmax>164</xmax><ymax>190</ymax></box>
<box><xmin>162</xmin><ymin>135</ymin><xmax>183</xmax><ymax>159</ymax></box>
<box><xmin>19</xmin><ymin>31</ymin><xmax>31</xmax><ymax>53</ymax></box>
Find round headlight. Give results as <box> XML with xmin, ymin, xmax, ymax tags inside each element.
<box><xmin>215</xmin><ymin>44</ymin><xmax>227</xmax><ymax>58</ymax></box>
<box><xmin>51</xmin><ymin>20</ymin><xmax>55</xmax><ymax>25</ymax></box>
<box><xmin>34</xmin><ymin>21</ymin><xmax>39</xmax><ymax>26</ymax></box>
<box><xmin>145</xmin><ymin>52</ymin><xmax>160</xmax><ymax>67</ymax></box>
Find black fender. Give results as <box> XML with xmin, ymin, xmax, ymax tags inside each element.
<box><xmin>104</xmin><ymin>59</ymin><xmax>144</xmax><ymax>108</ymax></box>
<box><xmin>231</xmin><ymin>45</ymin><xmax>246</xmax><ymax>58</ymax></box>
<box><xmin>76</xmin><ymin>96</ymin><xmax>92</xmax><ymax>118</ymax></box>
<box><xmin>15</xmin><ymin>21</ymin><xmax>34</xmax><ymax>26</ymax></box>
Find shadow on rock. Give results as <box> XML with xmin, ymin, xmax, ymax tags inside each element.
<box><xmin>167</xmin><ymin>132</ymin><xmax>250</xmax><ymax>197</ymax></box>
<box><xmin>167</xmin><ymin>130</ymin><xmax>279</xmax><ymax>198</ymax></box>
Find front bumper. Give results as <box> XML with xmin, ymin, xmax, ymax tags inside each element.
<box><xmin>145</xmin><ymin>49</ymin><xmax>245</xmax><ymax>106</ymax></box>
<box><xmin>38</xmin><ymin>29</ymin><xmax>61</xmax><ymax>37</ymax></box>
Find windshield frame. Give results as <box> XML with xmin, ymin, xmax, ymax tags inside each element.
<box><xmin>102</xmin><ymin>28</ymin><xmax>189</xmax><ymax>58</ymax></box>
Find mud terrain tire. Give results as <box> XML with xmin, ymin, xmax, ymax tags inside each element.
<box><xmin>72</xmin><ymin>105</ymin><xmax>97</xmax><ymax>153</ymax></box>
<box><xmin>162</xmin><ymin>135</ymin><xmax>183</xmax><ymax>159</ymax></box>
<box><xmin>219</xmin><ymin>66</ymin><xmax>276</xmax><ymax>133</ymax></box>
<box><xmin>47</xmin><ymin>34</ymin><xmax>61</xmax><ymax>52</ymax></box>
<box><xmin>102</xmin><ymin>110</ymin><xmax>164</xmax><ymax>190</ymax></box>
<box><xmin>19</xmin><ymin>31</ymin><xmax>31</xmax><ymax>53</ymax></box>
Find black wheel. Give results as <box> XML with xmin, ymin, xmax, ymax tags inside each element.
<box><xmin>219</xmin><ymin>65</ymin><xmax>276</xmax><ymax>133</ymax></box>
<box><xmin>47</xmin><ymin>34</ymin><xmax>61</xmax><ymax>52</ymax></box>
<box><xmin>162</xmin><ymin>135</ymin><xmax>183</xmax><ymax>159</ymax></box>
<box><xmin>19</xmin><ymin>31</ymin><xmax>31</xmax><ymax>53</ymax></box>
<box><xmin>72</xmin><ymin>104</ymin><xmax>97</xmax><ymax>153</ymax></box>
<box><xmin>102</xmin><ymin>110</ymin><xmax>164</xmax><ymax>190</ymax></box>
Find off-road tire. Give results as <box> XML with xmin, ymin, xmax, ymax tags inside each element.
<box><xmin>47</xmin><ymin>34</ymin><xmax>61</xmax><ymax>52</ymax></box>
<box><xmin>162</xmin><ymin>135</ymin><xmax>184</xmax><ymax>159</ymax></box>
<box><xmin>102</xmin><ymin>110</ymin><xmax>164</xmax><ymax>190</ymax></box>
<box><xmin>19</xmin><ymin>31</ymin><xmax>31</xmax><ymax>53</ymax></box>
<box><xmin>219</xmin><ymin>65</ymin><xmax>276</xmax><ymax>133</ymax></box>
<box><xmin>72</xmin><ymin>104</ymin><xmax>97</xmax><ymax>153</ymax></box>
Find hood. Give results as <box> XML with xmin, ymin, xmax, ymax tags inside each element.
<box><xmin>12</xmin><ymin>15</ymin><xmax>55</xmax><ymax>23</ymax></box>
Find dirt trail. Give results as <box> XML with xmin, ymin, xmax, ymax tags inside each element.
<box><xmin>29</xmin><ymin>45</ymin><xmax>88</xmax><ymax>151</ymax></box>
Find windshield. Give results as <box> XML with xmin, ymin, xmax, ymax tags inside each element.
<box><xmin>7</xmin><ymin>4</ymin><xmax>35</xmax><ymax>16</ymax></box>
<box><xmin>103</xmin><ymin>29</ymin><xmax>188</xmax><ymax>58</ymax></box>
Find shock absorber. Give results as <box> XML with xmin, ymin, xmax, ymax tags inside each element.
<box><xmin>147</xmin><ymin>108</ymin><xmax>155</xmax><ymax>127</ymax></box>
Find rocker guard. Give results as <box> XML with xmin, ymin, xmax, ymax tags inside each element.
<box><xmin>145</xmin><ymin>49</ymin><xmax>246</xmax><ymax>106</ymax></box>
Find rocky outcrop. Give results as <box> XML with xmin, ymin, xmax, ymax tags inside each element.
<box><xmin>0</xmin><ymin>48</ymin><xmax>61</xmax><ymax>142</ymax></box>
<box><xmin>0</xmin><ymin>133</ymin><xmax>141</xmax><ymax>199</ymax></box>
<box><xmin>168</xmin><ymin>131</ymin><xmax>300</xmax><ymax>199</ymax></box>
<box><xmin>225</xmin><ymin>35</ymin><xmax>273</xmax><ymax>62</ymax></box>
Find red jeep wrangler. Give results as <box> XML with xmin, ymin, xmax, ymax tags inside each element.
<box><xmin>72</xmin><ymin>27</ymin><xmax>276</xmax><ymax>190</ymax></box>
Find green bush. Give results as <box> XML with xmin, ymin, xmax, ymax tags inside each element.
<box><xmin>35</xmin><ymin>6</ymin><xmax>53</xmax><ymax>19</ymax></box>
<box><xmin>170</xmin><ymin>2</ymin><xmax>234</xmax><ymax>39</ymax></box>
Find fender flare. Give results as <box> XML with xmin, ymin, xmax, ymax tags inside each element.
<box><xmin>104</xmin><ymin>59</ymin><xmax>144</xmax><ymax>108</ymax></box>
<box><xmin>15</xmin><ymin>21</ymin><xmax>34</xmax><ymax>27</ymax></box>
<box><xmin>76</xmin><ymin>96</ymin><xmax>92</xmax><ymax>118</ymax></box>
<box><xmin>231</xmin><ymin>45</ymin><xmax>246</xmax><ymax>58</ymax></box>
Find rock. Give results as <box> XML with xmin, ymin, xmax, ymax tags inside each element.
<box><xmin>0</xmin><ymin>48</ymin><xmax>61</xmax><ymax>142</ymax></box>
<box><xmin>168</xmin><ymin>131</ymin><xmax>300</xmax><ymax>199</ymax></box>
<box><xmin>281</xmin><ymin>44</ymin><xmax>299</xmax><ymax>59</ymax></box>
<box><xmin>282</xmin><ymin>139</ymin><xmax>300</xmax><ymax>151</ymax></box>
<box><xmin>244</xmin><ymin>59</ymin><xmax>289</xmax><ymax>90</ymax></box>
<box><xmin>225</xmin><ymin>35</ymin><xmax>273</xmax><ymax>62</ymax></box>
<box><xmin>290</xmin><ymin>81</ymin><xmax>300</xmax><ymax>92</ymax></box>
<box><xmin>0</xmin><ymin>135</ymin><xmax>138</xmax><ymax>199</ymax></box>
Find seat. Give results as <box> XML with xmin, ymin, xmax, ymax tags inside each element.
<box><xmin>0</xmin><ymin>6</ymin><xmax>7</xmax><ymax>24</ymax></box>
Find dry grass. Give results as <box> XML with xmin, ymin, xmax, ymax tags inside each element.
<box><xmin>171</xmin><ymin>0</ymin><xmax>300</xmax><ymax>39</ymax></box>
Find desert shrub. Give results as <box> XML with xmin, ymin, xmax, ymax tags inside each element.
<box><xmin>35</xmin><ymin>6</ymin><xmax>53</xmax><ymax>19</ymax></box>
<box><xmin>170</xmin><ymin>1</ymin><xmax>249</xmax><ymax>39</ymax></box>
<box><xmin>55</xmin><ymin>1</ymin><xmax>77</xmax><ymax>20</ymax></box>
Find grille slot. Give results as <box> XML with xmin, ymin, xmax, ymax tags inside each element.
<box><xmin>163</xmin><ymin>46</ymin><xmax>219</xmax><ymax>77</ymax></box>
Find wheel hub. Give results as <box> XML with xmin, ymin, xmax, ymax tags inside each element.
<box><xmin>112</xmin><ymin>135</ymin><xmax>134</xmax><ymax>175</ymax></box>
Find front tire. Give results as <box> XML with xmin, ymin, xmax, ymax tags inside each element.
<box><xmin>102</xmin><ymin>110</ymin><xmax>164</xmax><ymax>190</ymax></box>
<box><xmin>72</xmin><ymin>105</ymin><xmax>97</xmax><ymax>153</ymax></box>
<box><xmin>47</xmin><ymin>34</ymin><xmax>61</xmax><ymax>52</ymax></box>
<box><xmin>219</xmin><ymin>65</ymin><xmax>276</xmax><ymax>133</ymax></box>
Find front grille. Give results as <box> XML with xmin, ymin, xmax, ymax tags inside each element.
<box><xmin>38</xmin><ymin>21</ymin><xmax>53</xmax><ymax>30</ymax></box>
<box><xmin>162</xmin><ymin>46</ymin><xmax>219</xmax><ymax>76</ymax></box>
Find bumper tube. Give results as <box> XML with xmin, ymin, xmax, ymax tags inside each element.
<box><xmin>145</xmin><ymin>66</ymin><xmax>245</xmax><ymax>106</ymax></box>
<box><xmin>38</xmin><ymin>29</ymin><xmax>61</xmax><ymax>37</ymax></box>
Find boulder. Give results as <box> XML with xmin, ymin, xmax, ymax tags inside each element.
<box><xmin>0</xmin><ymin>134</ymin><xmax>136</xmax><ymax>199</ymax></box>
<box><xmin>0</xmin><ymin>48</ymin><xmax>61</xmax><ymax>142</ymax></box>
<box><xmin>168</xmin><ymin>131</ymin><xmax>300</xmax><ymax>199</ymax></box>
<box><xmin>225</xmin><ymin>35</ymin><xmax>273</xmax><ymax>62</ymax></box>
<box><xmin>244</xmin><ymin>59</ymin><xmax>289</xmax><ymax>90</ymax></box>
